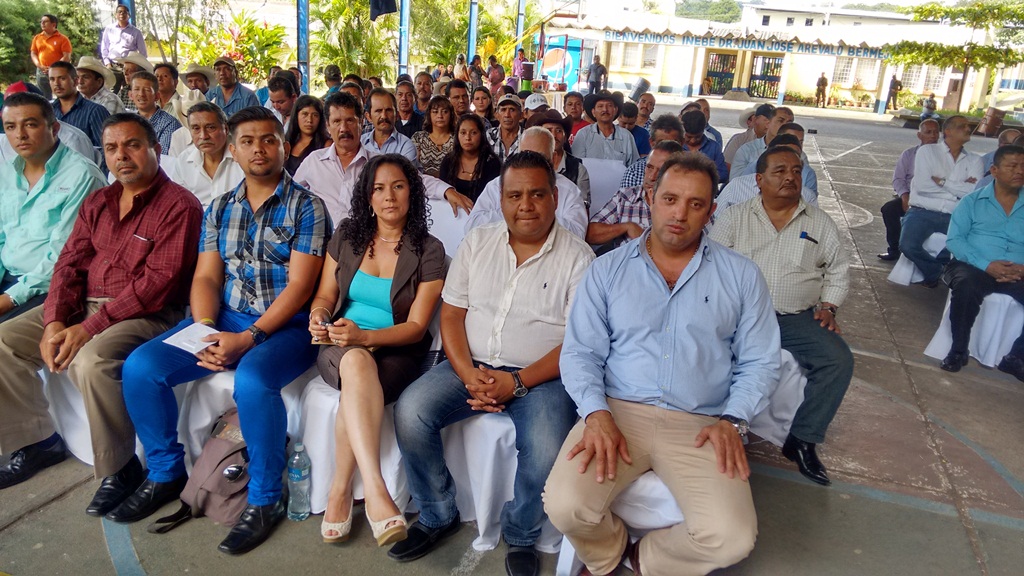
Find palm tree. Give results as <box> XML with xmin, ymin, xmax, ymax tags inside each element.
<box><xmin>310</xmin><ymin>0</ymin><xmax>397</xmax><ymax>84</ymax></box>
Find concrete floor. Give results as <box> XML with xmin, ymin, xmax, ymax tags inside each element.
<box><xmin>1</xmin><ymin>101</ymin><xmax>1022</xmax><ymax>576</ymax></box>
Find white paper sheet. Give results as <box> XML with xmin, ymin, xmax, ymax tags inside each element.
<box><xmin>162</xmin><ymin>322</ymin><xmax>220</xmax><ymax>354</ymax></box>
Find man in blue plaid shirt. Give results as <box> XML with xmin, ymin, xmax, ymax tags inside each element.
<box><xmin>587</xmin><ymin>140</ymin><xmax>684</xmax><ymax>251</ymax></box>
<box><xmin>112</xmin><ymin>107</ymin><xmax>330</xmax><ymax>555</ymax></box>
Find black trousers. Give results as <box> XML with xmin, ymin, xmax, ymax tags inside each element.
<box><xmin>942</xmin><ymin>260</ymin><xmax>1024</xmax><ymax>356</ymax></box>
<box><xmin>880</xmin><ymin>196</ymin><xmax>906</xmax><ymax>255</ymax></box>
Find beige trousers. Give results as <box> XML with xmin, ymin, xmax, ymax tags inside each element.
<box><xmin>0</xmin><ymin>301</ymin><xmax>182</xmax><ymax>478</ymax></box>
<box><xmin>543</xmin><ymin>398</ymin><xmax>758</xmax><ymax>576</ymax></box>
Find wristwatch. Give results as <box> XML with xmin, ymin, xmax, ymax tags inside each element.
<box><xmin>817</xmin><ymin>304</ymin><xmax>838</xmax><ymax>317</ymax></box>
<box><xmin>719</xmin><ymin>415</ymin><xmax>749</xmax><ymax>437</ymax></box>
<box><xmin>247</xmin><ymin>325</ymin><xmax>268</xmax><ymax>346</ymax></box>
<box><xmin>511</xmin><ymin>371</ymin><xmax>528</xmax><ymax>398</ymax></box>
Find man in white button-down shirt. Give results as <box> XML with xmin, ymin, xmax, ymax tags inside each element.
<box><xmin>170</xmin><ymin>101</ymin><xmax>243</xmax><ymax>207</ymax></box>
<box><xmin>390</xmin><ymin>152</ymin><xmax>594</xmax><ymax>576</ymax></box>
<box><xmin>295</xmin><ymin>92</ymin><xmax>472</xmax><ymax>225</ymax></box>
<box><xmin>899</xmin><ymin>115</ymin><xmax>985</xmax><ymax>287</ymax></box>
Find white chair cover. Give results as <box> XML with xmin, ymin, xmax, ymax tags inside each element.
<box><xmin>426</xmin><ymin>197</ymin><xmax>471</xmax><ymax>259</ymax></box>
<box><xmin>887</xmin><ymin>233</ymin><xmax>946</xmax><ymax>285</ymax></box>
<box><xmin>178</xmin><ymin>367</ymin><xmax>316</xmax><ymax>467</ymax></box>
<box><xmin>924</xmin><ymin>292</ymin><xmax>1024</xmax><ymax>368</ymax></box>
<box><xmin>581</xmin><ymin>158</ymin><xmax>628</xmax><ymax>218</ymax></box>
<box><xmin>555</xmin><ymin>349</ymin><xmax>807</xmax><ymax>575</ymax></box>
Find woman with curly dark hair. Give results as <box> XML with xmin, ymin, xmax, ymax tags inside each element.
<box><xmin>307</xmin><ymin>154</ymin><xmax>446</xmax><ymax>549</ymax></box>
<box><xmin>439</xmin><ymin>114</ymin><xmax>501</xmax><ymax>203</ymax></box>
<box><xmin>285</xmin><ymin>95</ymin><xmax>331</xmax><ymax>175</ymax></box>
<box><xmin>411</xmin><ymin>95</ymin><xmax>455</xmax><ymax>177</ymax></box>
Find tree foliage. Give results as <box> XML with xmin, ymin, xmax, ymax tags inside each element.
<box><xmin>310</xmin><ymin>0</ymin><xmax>396</xmax><ymax>85</ymax></box>
<box><xmin>410</xmin><ymin>0</ymin><xmax>539</xmax><ymax>71</ymax></box>
<box><xmin>675</xmin><ymin>0</ymin><xmax>743</xmax><ymax>23</ymax></box>
<box><xmin>134</xmin><ymin>0</ymin><xmax>224</xmax><ymax>65</ymax></box>
<box><xmin>884</xmin><ymin>1</ymin><xmax>1024</xmax><ymax>111</ymax></box>
<box><xmin>177</xmin><ymin>11</ymin><xmax>288</xmax><ymax>83</ymax></box>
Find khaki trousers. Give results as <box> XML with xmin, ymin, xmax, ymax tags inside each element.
<box><xmin>0</xmin><ymin>302</ymin><xmax>182</xmax><ymax>478</ymax></box>
<box><xmin>543</xmin><ymin>399</ymin><xmax>757</xmax><ymax>576</ymax></box>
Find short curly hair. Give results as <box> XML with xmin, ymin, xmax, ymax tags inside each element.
<box><xmin>341</xmin><ymin>154</ymin><xmax>432</xmax><ymax>260</ymax></box>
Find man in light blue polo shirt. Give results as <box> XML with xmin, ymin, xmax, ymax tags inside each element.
<box><xmin>206</xmin><ymin>56</ymin><xmax>260</xmax><ymax>118</ymax></box>
<box><xmin>940</xmin><ymin>144</ymin><xmax>1024</xmax><ymax>378</ymax></box>
<box><xmin>0</xmin><ymin>92</ymin><xmax>105</xmax><ymax>323</ymax></box>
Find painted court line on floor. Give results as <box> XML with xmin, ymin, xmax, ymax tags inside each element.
<box><xmin>102</xmin><ymin>517</ymin><xmax>147</xmax><ymax>576</ymax></box>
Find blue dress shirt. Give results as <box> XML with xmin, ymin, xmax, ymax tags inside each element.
<box><xmin>206</xmin><ymin>84</ymin><xmax>261</xmax><ymax>118</ymax></box>
<box><xmin>947</xmin><ymin>182</ymin><xmax>1024</xmax><ymax>271</ymax></box>
<box><xmin>560</xmin><ymin>232</ymin><xmax>781</xmax><ymax>422</ymax></box>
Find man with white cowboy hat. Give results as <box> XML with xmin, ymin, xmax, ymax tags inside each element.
<box><xmin>167</xmin><ymin>88</ymin><xmax>210</xmax><ymax>157</ymax></box>
<box><xmin>207</xmin><ymin>56</ymin><xmax>260</xmax><ymax>117</ymax></box>
<box><xmin>723</xmin><ymin>103</ymin><xmax>771</xmax><ymax>170</ymax></box>
<box><xmin>182</xmin><ymin>63</ymin><xmax>215</xmax><ymax>94</ymax></box>
<box><xmin>114</xmin><ymin>50</ymin><xmax>153</xmax><ymax>112</ymax></box>
<box><xmin>76</xmin><ymin>56</ymin><xmax>124</xmax><ymax>115</ymax></box>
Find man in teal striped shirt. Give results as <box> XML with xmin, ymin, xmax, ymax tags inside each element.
<box><xmin>0</xmin><ymin>92</ymin><xmax>105</xmax><ymax>323</ymax></box>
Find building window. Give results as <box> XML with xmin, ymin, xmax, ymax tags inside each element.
<box><xmin>642</xmin><ymin>44</ymin><xmax>658</xmax><ymax>69</ymax></box>
<box><xmin>786</xmin><ymin>17</ymin><xmax>794</xmax><ymax>26</ymax></box>
<box><xmin>805</xmin><ymin>18</ymin><xmax>814</xmax><ymax>26</ymax></box>
<box><xmin>623</xmin><ymin>43</ymin><xmax>640</xmax><ymax>68</ymax></box>
<box><xmin>854</xmin><ymin>58</ymin><xmax>879</xmax><ymax>90</ymax></box>
<box><xmin>833</xmin><ymin>57</ymin><xmax>854</xmax><ymax>85</ymax></box>
<box><xmin>902</xmin><ymin>64</ymin><xmax>923</xmax><ymax>91</ymax></box>
<box><xmin>924</xmin><ymin>65</ymin><xmax>945</xmax><ymax>92</ymax></box>
<box><xmin>610</xmin><ymin>43</ymin><xmax>623</xmax><ymax>68</ymax></box>
<box><xmin>762</xmin><ymin>15</ymin><xmax>770</xmax><ymax>26</ymax></box>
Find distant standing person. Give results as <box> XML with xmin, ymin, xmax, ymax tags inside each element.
<box><xmin>468</xmin><ymin>55</ymin><xmax>485</xmax><ymax>90</ymax></box>
<box><xmin>512</xmin><ymin>48</ymin><xmax>527</xmax><ymax>80</ymax></box>
<box><xmin>100</xmin><ymin>5</ymin><xmax>146</xmax><ymax>67</ymax></box>
<box><xmin>586</xmin><ymin>56</ymin><xmax>607</xmax><ymax>95</ymax></box>
<box><xmin>886</xmin><ymin>74</ymin><xmax>903</xmax><ymax>111</ymax></box>
<box><xmin>30</xmin><ymin>14</ymin><xmax>72</xmax><ymax>100</ymax></box>
<box><xmin>700</xmin><ymin>76</ymin><xmax>712</xmax><ymax>95</ymax></box>
<box><xmin>486</xmin><ymin>55</ymin><xmax>505</xmax><ymax>95</ymax></box>
<box><xmin>816</xmin><ymin>73</ymin><xmax>828</xmax><ymax>108</ymax></box>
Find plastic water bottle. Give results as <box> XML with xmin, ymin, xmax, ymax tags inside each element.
<box><xmin>287</xmin><ymin>442</ymin><xmax>311</xmax><ymax>521</ymax></box>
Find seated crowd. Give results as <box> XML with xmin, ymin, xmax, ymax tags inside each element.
<box><xmin>4</xmin><ymin>47</ymin><xmax>1019</xmax><ymax>576</ymax></box>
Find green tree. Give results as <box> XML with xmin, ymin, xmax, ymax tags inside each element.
<box><xmin>884</xmin><ymin>1</ymin><xmax>1024</xmax><ymax>111</ymax></box>
<box><xmin>134</xmin><ymin>0</ymin><xmax>224</xmax><ymax>65</ymax></box>
<box><xmin>178</xmin><ymin>11</ymin><xmax>288</xmax><ymax>83</ymax></box>
<box><xmin>310</xmin><ymin>0</ymin><xmax>396</xmax><ymax>86</ymax></box>
<box><xmin>675</xmin><ymin>0</ymin><xmax>742</xmax><ymax>23</ymax></box>
<box><xmin>0</xmin><ymin>0</ymin><xmax>45</xmax><ymax>83</ymax></box>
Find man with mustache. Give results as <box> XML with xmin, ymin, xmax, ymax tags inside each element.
<box><xmin>207</xmin><ymin>56</ymin><xmax>260</xmax><ymax>118</ymax></box>
<box><xmin>111</xmin><ymin>106</ymin><xmax>329</xmax><ymax>556</ymax></box>
<box><xmin>414</xmin><ymin>72</ymin><xmax>433</xmax><ymax>114</ymax></box>
<box><xmin>0</xmin><ymin>113</ymin><xmax>203</xmax><ymax>514</ymax></box>
<box><xmin>171</xmin><ymin>101</ymin><xmax>244</xmax><ymax>207</ymax></box>
<box><xmin>711</xmin><ymin>146</ymin><xmax>853</xmax><ymax>487</ymax></box>
<box><xmin>295</xmin><ymin>92</ymin><xmax>472</xmax><ymax>224</ymax></box>
<box><xmin>394</xmin><ymin>81</ymin><xmax>424</xmax><ymax>139</ymax></box>
<box><xmin>360</xmin><ymin>88</ymin><xmax>417</xmax><ymax>163</ymax></box>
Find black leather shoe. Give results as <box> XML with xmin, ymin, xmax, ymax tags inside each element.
<box><xmin>997</xmin><ymin>354</ymin><xmax>1024</xmax><ymax>383</ymax></box>
<box><xmin>940</xmin><ymin>351</ymin><xmax>969</xmax><ymax>373</ymax></box>
<box><xmin>782</xmin><ymin>434</ymin><xmax>831</xmax><ymax>486</ymax></box>
<box><xmin>105</xmin><ymin>475</ymin><xmax>187</xmax><ymax>523</ymax></box>
<box><xmin>0</xmin><ymin>435</ymin><xmax>66</xmax><ymax>490</ymax></box>
<box><xmin>877</xmin><ymin>251</ymin><xmax>899</xmax><ymax>261</ymax></box>
<box><xmin>86</xmin><ymin>455</ymin><xmax>145</xmax><ymax>517</ymax></box>
<box><xmin>217</xmin><ymin>498</ymin><xmax>286</xmax><ymax>555</ymax></box>
<box><xmin>387</xmin><ymin>512</ymin><xmax>461</xmax><ymax>562</ymax></box>
<box><xmin>505</xmin><ymin>545</ymin><xmax>539</xmax><ymax>576</ymax></box>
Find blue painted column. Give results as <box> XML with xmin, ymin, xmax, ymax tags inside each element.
<box><xmin>516</xmin><ymin>0</ymin><xmax>526</xmax><ymax>51</ymax></box>
<box><xmin>297</xmin><ymin>0</ymin><xmax>309</xmax><ymax>94</ymax></box>
<box><xmin>399</xmin><ymin>0</ymin><xmax>411</xmax><ymax>77</ymax></box>
<box><xmin>127</xmin><ymin>0</ymin><xmax>137</xmax><ymax>25</ymax></box>
<box><xmin>468</xmin><ymin>1</ymin><xmax>479</xmax><ymax>62</ymax></box>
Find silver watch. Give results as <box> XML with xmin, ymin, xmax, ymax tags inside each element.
<box><xmin>719</xmin><ymin>415</ymin><xmax>749</xmax><ymax>437</ymax></box>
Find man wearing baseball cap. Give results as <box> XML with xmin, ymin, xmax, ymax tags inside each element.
<box><xmin>76</xmin><ymin>56</ymin><xmax>124</xmax><ymax>115</ymax></box>
<box><xmin>207</xmin><ymin>56</ymin><xmax>260</xmax><ymax>117</ymax></box>
<box><xmin>572</xmin><ymin>92</ymin><xmax>638</xmax><ymax>167</ymax></box>
<box><xmin>523</xmin><ymin>93</ymin><xmax>549</xmax><ymax>123</ymax></box>
<box><xmin>486</xmin><ymin>94</ymin><xmax>525</xmax><ymax>160</ymax></box>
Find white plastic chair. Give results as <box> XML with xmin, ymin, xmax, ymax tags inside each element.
<box><xmin>887</xmin><ymin>233</ymin><xmax>947</xmax><ymax>285</ymax></box>
<box><xmin>924</xmin><ymin>293</ymin><xmax>1024</xmax><ymax>368</ymax></box>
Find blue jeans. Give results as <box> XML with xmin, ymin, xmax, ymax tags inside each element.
<box><xmin>778</xmin><ymin>310</ymin><xmax>854</xmax><ymax>444</ymax></box>
<box><xmin>394</xmin><ymin>360</ymin><xmax>578</xmax><ymax>547</ymax></box>
<box><xmin>899</xmin><ymin>207</ymin><xmax>951</xmax><ymax>283</ymax></box>
<box><xmin>122</xmin><ymin>309</ymin><xmax>317</xmax><ymax>506</ymax></box>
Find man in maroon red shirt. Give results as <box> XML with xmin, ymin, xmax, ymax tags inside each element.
<box><xmin>0</xmin><ymin>113</ymin><xmax>203</xmax><ymax>519</ymax></box>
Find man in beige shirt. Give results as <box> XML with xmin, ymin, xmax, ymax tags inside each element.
<box><xmin>711</xmin><ymin>146</ymin><xmax>852</xmax><ymax>487</ymax></box>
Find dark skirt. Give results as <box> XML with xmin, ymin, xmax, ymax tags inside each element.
<box><xmin>316</xmin><ymin>344</ymin><xmax>424</xmax><ymax>405</ymax></box>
